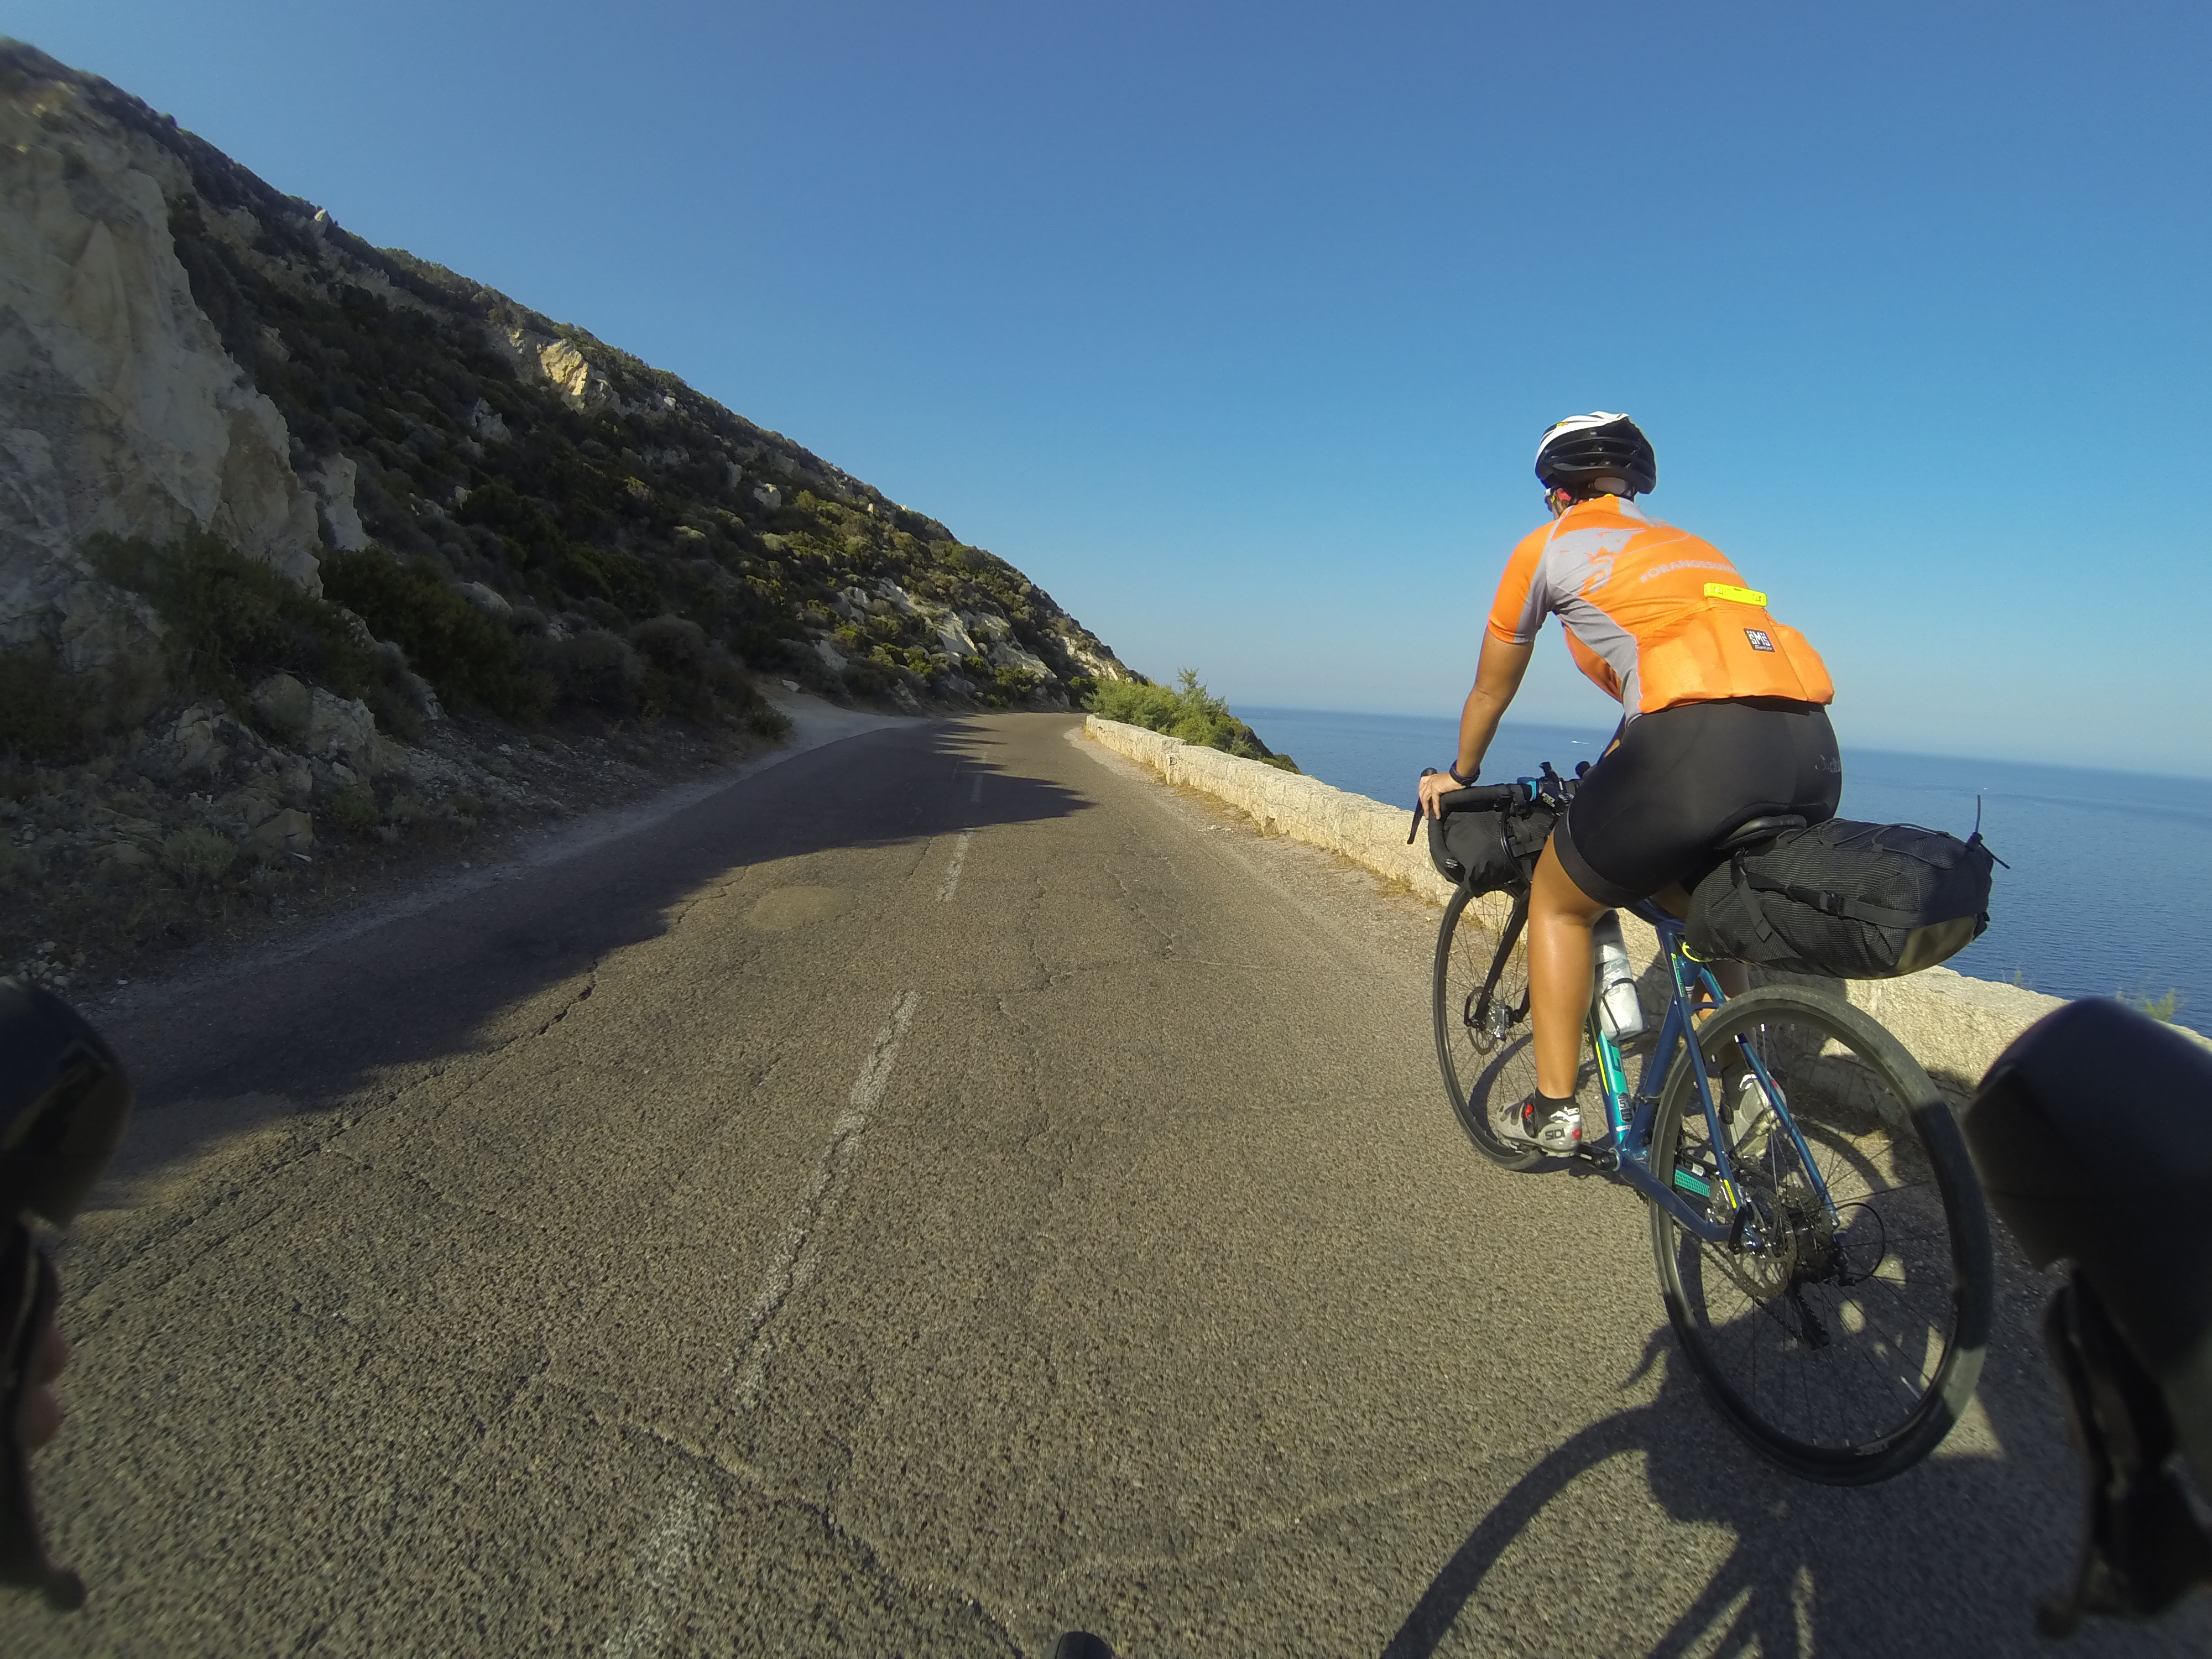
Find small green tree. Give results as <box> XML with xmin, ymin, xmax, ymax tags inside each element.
<box><xmin>1086</xmin><ymin>670</ymin><xmax>1296</xmax><ymax>771</ymax></box>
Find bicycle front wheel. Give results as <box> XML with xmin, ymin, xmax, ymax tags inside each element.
<box><xmin>1646</xmin><ymin>984</ymin><xmax>1992</xmax><ymax>1484</ymax></box>
<box><xmin>1432</xmin><ymin>885</ymin><xmax>1545</xmax><ymax>1171</ymax></box>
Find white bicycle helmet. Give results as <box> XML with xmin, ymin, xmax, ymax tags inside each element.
<box><xmin>1534</xmin><ymin>412</ymin><xmax>1657</xmax><ymax>496</ymax></box>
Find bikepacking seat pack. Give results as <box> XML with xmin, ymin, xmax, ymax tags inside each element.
<box><xmin>1427</xmin><ymin>800</ymin><xmax>1561</xmax><ymax>895</ymax></box>
<box><xmin>1686</xmin><ymin>817</ymin><xmax>1996</xmax><ymax>979</ymax></box>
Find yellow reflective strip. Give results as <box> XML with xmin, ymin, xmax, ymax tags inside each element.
<box><xmin>1703</xmin><ymin>581</ymin><xmax>1768</xmax><ymax>606</ymax></box>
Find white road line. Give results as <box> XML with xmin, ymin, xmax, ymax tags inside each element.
<box><xmin>731</xmin><ymin>990</ymin><xmax>920</xmax><ymax>1406</ymax></box>
<box><xmin>970</xmin><ymin>773</ymin><xmax>983</xmax><ymax>803</ymax></box>
<box><xmin>599</xmin><ymin>1478</ymin><xmax>714</xmax><ymax>1659</ymax></box>
<box><xmin>937</xmin><ymin>832</ymin><xmax>973</xmax><ymax>902</ymax></box>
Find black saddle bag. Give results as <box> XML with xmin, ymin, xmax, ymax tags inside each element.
<box><xmin>1686</xmin><ymin>817</ymin><xmax>1995</xmax><ymax>978</ymax></box>
<box><xmin>1428</xmin><ymin>801</ymin><xmax>1560</xmax><ymax>896</ymax></box>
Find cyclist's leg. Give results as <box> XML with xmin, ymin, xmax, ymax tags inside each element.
<box><xmin>1527</xmin><ymin>844</ymin><xmax>1608</xmax><ymax>1100</ymax></box>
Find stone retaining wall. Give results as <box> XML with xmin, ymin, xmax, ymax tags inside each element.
<box><xmin>1084</xmin><ymin>714</ymin><xmax>2073</xmax><ymax>1105</ymax></box>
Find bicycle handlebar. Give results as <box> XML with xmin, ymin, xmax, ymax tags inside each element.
<box><xmin>1405</xmin><ymin>769</ymin><xmax>1554</xmax><ymax>846</ymax></box>
<box><xmin>1437</xmin><ymin>783</ymin><xmax>1526</xmax><ymax>813</ymax></box>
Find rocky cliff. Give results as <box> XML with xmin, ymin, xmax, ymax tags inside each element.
<box><xmin>0</xmin><ymin>40</ymin><xmax>1133</xmax><ymax>734</ymax></box>
<box><xmin>0</xmin><ymin>40</ymin><xmax>1137</xmax><ymax>989</ymax></box>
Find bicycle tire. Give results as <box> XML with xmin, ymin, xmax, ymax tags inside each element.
<box><xmin>1431</xmin><ymin>885</ymin><xmax>1546</xmax><ymax>1171</ymax></box>
<box><xmin>1646</xmin><ymin>984</ymin><xmax>1992</xmax><ymax>1484</ymax></box>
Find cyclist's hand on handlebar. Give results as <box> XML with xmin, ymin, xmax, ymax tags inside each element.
<box><xmin>1418</xmin><ymin>768</ymin><xmax>1464</xmax><ymax>821</ymax></box>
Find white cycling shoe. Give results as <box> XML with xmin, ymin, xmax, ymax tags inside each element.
<box><xmin>1495</xmin><ymin>1093</ymin><xmax>1583</xmax><ymax>1154</ymax></box>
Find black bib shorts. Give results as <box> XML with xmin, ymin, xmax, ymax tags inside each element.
<box><xmin>1551</xmin><ymin>696</ymin><xmax>1843</xmax><ymax>909</ymax></box>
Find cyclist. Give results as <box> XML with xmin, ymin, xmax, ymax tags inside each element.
<box><xmin>1418</xmin><ymin>413</ymin><xmax>1841</xmax><ymax>1152</ymax></box>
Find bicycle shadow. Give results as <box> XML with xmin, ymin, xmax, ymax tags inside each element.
<box><xmin>1379</xmin><ymin>1323</ymin><xmax>2205</xmax><ymax>1657</ymax></box>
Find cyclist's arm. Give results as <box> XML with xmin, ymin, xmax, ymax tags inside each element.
<box><xmin>1420</xmin><ymin>634</ymin><xmax>1532</xmax><ymax>817</ymax></box>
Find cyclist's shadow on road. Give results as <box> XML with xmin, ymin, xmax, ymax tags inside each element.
<box><xmin>1379</xmin><ymin>1327</ymin><xmax>2108</xmax><ymax>1659</ymax></box>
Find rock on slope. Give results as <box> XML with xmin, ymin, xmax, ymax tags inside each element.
<box><xmin>0</xmin><ymin>39</ymin><xmax>1134</xmax><ymax>723</ymax></box>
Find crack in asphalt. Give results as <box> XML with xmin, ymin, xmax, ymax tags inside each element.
<box><xmin>729</xmin><ymin>990</ymin><xmax>921</xmax><ymax>1408</ymax></box>
<box><xmin>535</xmin><ymin>967</ymin><xmax>600</xmax><ymax>1036</ymax></box>
<box><xmin>328</xmin><ymin>1149</ymin><xmax>554</xmax><ymax>1239</ymax></box>
<box><xmin>603</xmin><ymin>1419</ymin><xmax>1027</xmax><ymax>1657</ymax></box>
<box><xmin>61</xmin><ymin>1128</ymin><xmax>354</xmax><ymax>1326</ymax></box>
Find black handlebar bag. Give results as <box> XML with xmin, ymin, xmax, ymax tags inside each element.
<box><xmin>1686</xmin><ymin>818</ymin><xmax>1995</xmax><ymax>978</ymax></box>
<box><xmin>1427</xmin><ymin>802</ymin><xmax>1561</xmax><ymax>895</ymax></box>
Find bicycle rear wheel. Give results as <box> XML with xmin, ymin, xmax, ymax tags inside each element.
<box><xmin>1646</xmin><ymin>984</ymin><xmax>1992</xmax><ymax>1484</ymax></box>
<box><xmin>1432</xmin><ymin>885</ymin><xmax>1545</xmax><ymax>1171</ymax></box>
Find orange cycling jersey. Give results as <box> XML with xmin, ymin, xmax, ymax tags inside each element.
<box><xmin>1486</xmin><ymin>494</ymin><xmax>1833</xmax><ymax>719</ymax></box>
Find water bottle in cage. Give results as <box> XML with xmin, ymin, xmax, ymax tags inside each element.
<box><xmin>1593</xmin><ymin>911</ymin><xmax>1644</xmax><ymax>1039</ymax></box>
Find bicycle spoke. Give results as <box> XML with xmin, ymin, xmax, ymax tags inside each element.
<box><xmin>1432</xmin><ymin>886</ymin><xmax>1547</xmax><ymax>1168</ymax></box>
<box><xmin>1648</xmin><ymin>986</ymin><xmax>1991</xmax><ymax>1483</ymax></box>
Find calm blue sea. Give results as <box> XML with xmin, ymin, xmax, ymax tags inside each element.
<box><xmin>1240</xmin><ymin>706</ymin><xmax>2212</xmax><ymax>1035</ymax></box>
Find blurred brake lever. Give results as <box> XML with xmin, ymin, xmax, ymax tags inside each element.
<box><xmin>1408</xmin><ymin>767</ymin><xmax>1439</xmax><ymax>844</ymax></box>
<box><xmin>0</xmin><ymin>978</ymin><xmax>136</xmax><ymax>1612</ymax></box>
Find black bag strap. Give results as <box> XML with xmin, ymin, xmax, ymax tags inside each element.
<box><xmin>1741</xmin><ymin>871</ymin><xmax>1961</xmax><ymax>931</ymax></box>
<box><xmin>1720</xmin><ymin>859</ymin><xmax>1782</xmax><ymax>945</ymax></box>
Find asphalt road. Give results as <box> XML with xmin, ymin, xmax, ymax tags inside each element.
<box><xmin>8</xmin><ymin>712</ymin><xmax>2206</xmax><ymax>1657</ymax></box>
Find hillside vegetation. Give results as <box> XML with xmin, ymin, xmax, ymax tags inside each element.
<box><xmin>0</xmin><ymin>41</ymin><xmax>1138</xmax><ymax>989</ymax></box>
<box><xmin>1089</xmin><ymin>672</ymin><xmax>1298</xmax><ymax>771</ymax></box>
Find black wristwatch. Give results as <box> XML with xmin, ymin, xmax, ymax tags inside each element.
<box><xmin>1448</xmin><ymin>764</ymin><xmax>1478</xmax><ymax>786</ymax></box>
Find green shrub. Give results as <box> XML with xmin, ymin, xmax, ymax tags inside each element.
<box><xmin>629</xmin><ymin>615</ymin><xmax>714</xmax><ymax>718</ymax></box>
<box><xmin>550</xmin><ymin>543</ymin><xmax>662</xmax><ymax>615</ymax></box>
<box><xmin>533</xmin><ymin>629</ymin><xmax>643</xmax><ymax>713</ymax></box>
<box><xmin>1088</xmin><ymin>678</ymin><xmax>1181</xmax><ymax>731</ymax></box>
<box><xmin>2120</xmin><ymin>987</ymin><xmax>2186</xmax><ymax>1022</ymax></box>
<box><xmin>326</xmin><ymin>784</ymin><xmax>380</xmax><ymax>836</ymax></box>
<box><xmin>92</xmin><ymin>531</ymin><xmax>384</xmax><ymax>708</ymax></box>
<box><xmin>1087</xmin><ymin>670</ymin><xmax>1296</xmax><ymax>770</ymax></box>
<box><xmin>323</xmin><ymin>549</ymin><xmax>551</xmax><ymax>721</ymax></box>
<box><xmin>455</xmin><ymin>480</ymin><xmax>564</xmax><ymax>561</ymax></box>
<box><xmin>162</xmin><ymin>826</ymin><xmax>236</xmax><ymax>888</ymax></box>
<box><xmin>0</xmin><ymin>649</ymin><xmax>82</xmax><ymax>761</ymax></box>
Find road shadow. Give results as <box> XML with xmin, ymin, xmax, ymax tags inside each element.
<box><xmin>94</xmin><ymin>713</ymin><xmax>1086</xmax><ymax>1187</ymax></box>
<box><xmin>1381</xmin><ymin>1322</ymin><xmax>2209</xmax><ymax>1657</ymax></box>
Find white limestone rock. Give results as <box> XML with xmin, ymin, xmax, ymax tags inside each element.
<box><xmin>247</xmin><ymin>806</ymin><xmax>314</xmax><ymax>858</ymax></box>
<box><xmin>487</xmin><ymin>324</ymin><xmax>615</xmax><ymax>411</ymax></box>
<box><xmin>988</xmin><ymin>639</ymin><xmax>1054</xmax><ymax>680</ymax></box>
<box><xmin>455</xmin><ymin>580</ymin><xmax>512</xmax><ymax>619</ymax></box>
<box><xmin>250</xmin><ymin>671</ymin><xmax>314</xmax><ymax>740</ymax></box>
<box><xmin>303</xmin><ymin>454</ymin><xmax>369</xmax><ymax>551</ymax></box>
<box><xmin>304</xmin><ymin>687</ymin><xmax>375</xmax><ymax>765</ymax></box>
<box><xmin>0</xmin><ymin>55</ymin><xmax>324</xmax><ymax>653</ymax></box>
<box><xmin>933</xmin><ymin>612</ymin><xmax>982</xmax><ymax>661</ymax></box>
<box><xmin>1058</xmin><ymin>631</ymin><xmax>1138</xmax><ymax>685</ymax></box>
<box><xmin>468</xmin><ymin>397</ymin><xmax>510</xmax><ymax>442</ymax></box>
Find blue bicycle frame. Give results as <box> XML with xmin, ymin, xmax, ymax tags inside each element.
<box><xmin>1574</xmin><ymin>896</ymin><xmax>1841</xmax><ymax>1247</ymax></box>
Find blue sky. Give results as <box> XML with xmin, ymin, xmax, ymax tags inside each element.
<box><xmin>18</xmin><ymin>2</ymin><xmax>2211</xmax><ymax>773</ymax></box>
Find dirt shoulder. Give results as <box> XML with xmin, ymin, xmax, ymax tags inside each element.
<box><xmin>7</xmin><ymin>690</ymin><xmax>908</xmax><ymax>1013</ymax></box>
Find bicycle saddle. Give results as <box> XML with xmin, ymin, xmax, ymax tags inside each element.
<box><xmin>1964</xmin><ymin>998</ymin><xmax>2212</xmax><ymax>1481</ymax></box>
<box><xmin>1710</xmin><ymin>813</ymin><xmax>1806</xmax><ymax>855</ymax></box>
